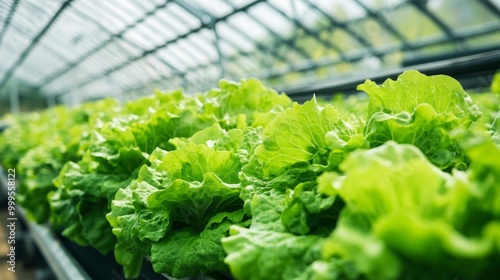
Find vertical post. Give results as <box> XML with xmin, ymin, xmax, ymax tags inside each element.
<box><xmin>9</xmin><ymin>82</ymin><xmax>20</xmax><ymax>114</ymax></box>
<box><xmin>71</xmin><ymin>90</ymin><xmax>79</xmax><ymax>107</ymax></box>
<box><xmin>46</xmin><ymin>94</ymin><xmax>56</xmax><ymax>108</ymax></box>
<box><xmin>212</xmin><ymin>21</ymin><xmax>225</xmax><ymax>80</ymax></box>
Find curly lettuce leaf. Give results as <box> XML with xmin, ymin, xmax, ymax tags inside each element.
<box><xmin>359</xmin><ymin>71</ymin><xmax>482</xmax><ymax>170</ymax></box>
<box><xmin>150</xmin><ymin>210</ymin><xmax>248</xmax><ymax>278</ymax></box>
<box><xmin>281</xmin><ymin>181</ymin><xmax>339</xmax><ymax>235</ymax></box>
<box><xmin>137</xmin><ymin>143</ymin><xmax>242</xmax><ymax>239</ymax></box>
<box><xmin>50</xmin><ymin>155</ymin><xmax>141</xmax><ymax>253</ymax></box>
<box><xmin>108</xmin><ymin>143</ymin><xmax>246</xmax><ymax>278</ymax></box>
<box><xmin>222</xmin><ymin>226</ymin><xmax>323</xmax><ymax>280</ymax></box>
<box><xmin>251</xmin><ymin>97</ymin><xmax>364</xmax><ymax>180</ymax></box>
<box><xmin>16</xmin><ymin>143</ymin><xmax>67</xmax><ymax>223</ymax></box>
<box><xmin>364</xmin><ymin>103</ymin><xmax>466</xmax><ymax>169</ymax></box>
<box><xmin>324</xmin><ymin>221</ymin><xmax>401</xmax><ymax>280</ymax></box>
<box><xmin>337</xmin><ymin>141</ymin><xmax>446</xmax><ymax>219</ymax></box>
<box><xmin>254</xmin><ymin>98</ymin><xmax>339</xmax><ymax>177</ymax></box>
<box><xmin>321</xmin><ymin>141</ymin><xmax>500</xmax><ymax>280</ymax></box>
<box><xmin>358</xmin><ymin>70</ymin><xmax>481</xmax><ymax>123</ymax></box>
<box><xmin>202</xmin><ymin>78</ymin><xmax>292</xmax><ymax>129</ymax></box>
<box><xmin>458</xmin><ymin>130</ymin><xmax>500</xmax><ymax>216</ymax></box>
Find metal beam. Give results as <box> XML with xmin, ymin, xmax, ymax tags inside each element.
<box><xmin>9</xmin><ymin>81</ymin><xmax>19</xmax><ymax>114</ymax></box>
<box><xmin>172</xmin><ymin>0</ymin><xmax>211</xmax><ymax>22</ymax></box>
<box><xmin>0</xmin><ymin>0</ymin><xmax>20</xmax><ymax>47</ymax></box>
<box><xmin>478</xmin><ymin>0</ymin><xmax>500</xmax><ymax>18</ymax></box>
<box><xmin>0</xmin><ymin>0</ymin><xmax>74</xmax><ymax>90</ymax></box>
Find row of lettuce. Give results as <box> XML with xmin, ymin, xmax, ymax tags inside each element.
<box><xmin>1</xmin><ymin>70</ymin><xmax>500</xmax><ymax>280</ymax></box>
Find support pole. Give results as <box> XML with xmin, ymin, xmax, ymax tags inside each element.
<box><xmin>9</xmin><ymin>82</ymin><xmax>19</xmax><ymax>114</ymax></box>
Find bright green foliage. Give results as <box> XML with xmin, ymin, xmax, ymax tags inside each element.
<box><xmin>358</xmin><ymin>70</ymin><xmax>481</xmax><ymax>122</ymax></box>
<box><xmin>471</xmin><ymin>87</ymin><xmax>500</xmax><ymax>145</ymax></box>
<box><xmin>107</xmin><ymin>133</ymin><xmax>251</xmax><ymax>277</ymax></box>
<box><xmin>222</xmin><ymin>98</ymin><xmax>361</xmax><ymax>280</ymax></box>
<box><xmin>150</xmin><ymin>210</ymin><xmax>249</xmax><ymax>278</ymax></box>
<box><xmin>2</xmin><ymin>99</ymin><xmax>119</xmax><ymax>223</ymax></box>
<box><xmin>222</xmin><ymin>225</ymin><xmax>323</xmax><ymax>280</ymax></box>
<box><xmin>359</xmin><ymin>70</ymin><xmax>482</xmax><ymax>169</ymax></box>
<box><xmin>318</xmin><ymin>140</ymin><xmax>500</xmax><ymax>280</ymax></box>
<box><xmin>222</xmin><ymin>72</ymin><xmax>499</xmax><ymax>280</ymax></box>
<box><xmin>492</xmin><ymin>71</ymin><xmax>500</xmax><ymax>95</ymax></box>
<box><xmin>17</xmin><ymin>143</ymin><xmax>66</xmax><ymax>223</ymax></box>
<box><xmin>51</xmin><ymin>78</ymin><xmax>288</xmax><ymax>260</ymax></box>
<box><xmin>364</xmin><ymin>103</ymin><xmax>466</xmax><ymax>169</ymax></box>
<box><xmin>254</xmin><ymin>97</ymin><xmax>363</xmax><ymax>177</ymax></box>
<box><xmin>281</xmin><ymin>182</ymin><xmax>338</xmax><ymax>235</ymax></box>
<box><xmin>201</xmin><ymin>78</ymin><xmax>292</xmax><ymax>128</ymax></box>
<box><xmin>50</xmin><ymin>149</ymin><xmax>144</xmax><ymax>253</ymax></box>
<box><xmin>104</xmin><ymin>79</ymin><xmax>289</xmax><ymax>278</ymax></box>
<box><xmin>235</xmin><ymin>97</ymin><xmax>364</xmax><ymax>242</ymax></box>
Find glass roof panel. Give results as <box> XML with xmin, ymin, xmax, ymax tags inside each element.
<box><xmin>430</xmin><ymin>0</ymin><xmax>500</xmax><ymax>31</ymax></box>
<box><xmin>357</xmin><ymin>0</ymin><xmax>406</xmax><ymax>11</ymax></box>
<box><xmin>467</xmin><ymin>30</ymin><xmax>500</xmax><ymax>49</ymax></box>
<box><xmin>349</xmin><ymin>17</ymin><xmax>401</xmax><ymax>49</ymax></box>
<box><xmin>247</xmin><ymin>3</ymin><xmax>294</xmax><ymax>37</ymax></box>
<box><xmin>492</xmin><ymin>0</ymin><xmax>500</xmax><ymax>9</ymax></box>
<box><xmin>190</xmin><ymin>0</ymin><xmax>233</xmax><ymax>18</ymax></box>
<box><xmin>166</xmin><ymin>2</ymin><xmax>201</xmax><ymax>30</ymax></box>
<box><xmin>123</xmin><ymin>26</ymin><xmax>158</xmax><ymax>50</ymax></box>
<box><xmin>0</xmin><ymin>29</ymin><xmax>30</xmax><ymax>69</ymax></box>
<box><xmin>130</xmin><ymin>0</ymin><xmax>165</xmax><ymax>12</ymax></box>
<box><xmin>78</xmin><ymin>1</ymin><xmax>129</xmax><ymax>33</ymax></box>
<box><xmin>389</xmin><ymin>4</ymin><xmax>441</xmax><ymax>43</ymax></box>
<box><xmin>216</xmin><ymin>22</ymin><xmax>255</xmax><ymax>53</ymax></box>
<box><xmin>157</xmin><ymin>47</ymin><xmax>188</xmax><ymax>72</ymax></box>
<box><xmin>228</xmin><ymin>12</ymin><xmax>269</xmax><ymax>40</ymax></box>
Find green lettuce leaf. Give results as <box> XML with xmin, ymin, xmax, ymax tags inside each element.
<box><xmin>358</xmin><ymin>70</ymin><xmax>481</xmax><ymax>123</ymax></box>
<box><xmin>458</xmin><ymin>130</ymin><xmax>500</xmax><ymax>216</ymax></box>
<box><xmin>201</xmin><ymin>78</ymin><xmax>292</xmax><ymax>129</ymax></box>
<box><xmin>281</xmin><ymin>181</ymin><xmax>339</xmax><ymax>235</ymax></box>
<box><xmin>364</xmin><ymin>103</ymin><xmax>466</xmax><ymax>169</ymax></box>
<box><xmin>359</xmin><ymin>70</ymin><xmax>482</xmax><ymax>170</ymax></box>
<box><xmin>320</xmin><ymin>141</ymin><xmax>500</xmax><ymax>280</ymax></box>
<box><xmin>109</xmin><ymin>142</ymin><xmax>247</xmax><ymax>278</ymax></box>
<box><xmin>222</xmin><ymin>226</ymin><xmax>323</xmax><ymax>280</ymax></box>
<box><xmin>150</xmin><ymin>210</ymin><xmax>248</xmax><ymax>278</ymax></box>
<box><xmin>49</xmin><ymin>160</ymin><xmax>139</xmax><ymax>253</ymax></box>
<box><xmin>140</xmin><ymin>143</ymin><xmax>242</xmax><ymax>238</ymax></box>
<box><xmin>254</xmin><ymin>98</ymin><xmax>344</xmax><ymax>177</ymax></box>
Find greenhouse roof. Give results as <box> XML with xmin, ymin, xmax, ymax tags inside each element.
<box><xmin>0</xmin><ymin>0</ymin><xmax>500</xmax><ymax>102</ymax></box>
